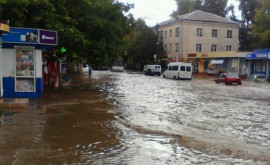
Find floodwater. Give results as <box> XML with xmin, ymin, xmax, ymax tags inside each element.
<box><xmin>0</xmin><ymin>71</ymin><xmax>269</xmax><ymax>165</ymax></box>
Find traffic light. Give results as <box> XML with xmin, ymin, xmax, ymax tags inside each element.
<box><xmin>60</xmin><ymin>47</ymin><xmax>66</xmax><ymax>53</ymax></box>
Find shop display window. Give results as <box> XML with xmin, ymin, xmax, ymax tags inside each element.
<box><xmin>15</xmin><ymin>49</ymin><xmax>35</xmax><ymax>92</ymax></box>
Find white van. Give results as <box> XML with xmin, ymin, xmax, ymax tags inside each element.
<box><xmin>163</xmin><ymin>62</ymin><xmax>192</xmax><ymax>80</ymax></box>
<box><xmin>143</xmin><ymin>65</ymin><xmax>161</xmax><ymax>76</ymax></box>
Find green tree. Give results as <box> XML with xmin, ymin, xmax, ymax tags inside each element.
<box><xmin>203</xmin><ymin>0</ymin><xmax>228</xmax><ymax>17</ymax></box>
<box><xmin>0</xmin><ymin>0</ymin><xmax>134</xmax><ymax>68</ymax></box>
<box><xmin>252</xmin><ymin>0</ymin><xmax>270</xmax><ymax>48</ymax></box>
<box><xmin>127</xmin><ymin>19</ymin><xmax>159</xmax><ymax>69</ymax></box>
<box><xmin>238</xmin><ymin>0</ymin><xmax>261</xmax><ymax>27</ymax></box>
<box><xmin>237</xmin><ymin>0</ymin><xmax>261</xmax><ymax>51</ymax></box>
<box><xmin>227</xmin><ymin>4</ymin><xmax>238</xmax><ymax>22</ymax></box>
<box><xmin>172</xmin><ymin>0</ymin><xmax>228</xmax><ymax>17</ymax></box>
<box><xmin>171</xmin><ymin>0</ymin><xmax>199</xmax><ymax>17</ymax></box>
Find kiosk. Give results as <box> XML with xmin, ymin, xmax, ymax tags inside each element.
<box><xmin>1</xmin><ymin>27</ymin><xmax>57</xmax><ymax>98</ymax></box>
<box><xmin>246</xmin><ymin>49</ymin><xmax>270</xmax><ymax>80</ymax></box>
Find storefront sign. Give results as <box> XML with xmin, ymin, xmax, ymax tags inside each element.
<box><xmin>201</xmin><ymin>53</ymin><xmax>208</xmax><ymax>58</ymax></box>
<box><xmin>2</xmin><ymin>27</ymin><xmax>39</xmax><ymax>44</ymax></box>
<box><xmin>190</xmin><ymin>51</ymin><xmax>237</xmax><ymax>59</ymax></box>
<box><xmin>188</xmin><ymin>54</ymin><xmax>197</xmax><ymax>57</ymax></box>
<box><xmin>39</xmin><ymin>30</ymin><xmax>57</xmax><ymax>45</ymax></box>
<box><xmin>246</xmin><ymin>53</ymin><xmax>269</xmax><ymax>59</ymax></box>
<box><xmin>210</xmin><ymin>59</ymin><xmax>224</xmax><ymax>64</ymax></box>
<box><xmin>2</xmin><ymin>27</ymin><xmax>57</xmax><ymax>45</ymax></box>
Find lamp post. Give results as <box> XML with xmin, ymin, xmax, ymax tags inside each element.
<box><xmin>156</xmin><ymin>23</ymin><xmax>159</xmax><ymax>64</ymax></box>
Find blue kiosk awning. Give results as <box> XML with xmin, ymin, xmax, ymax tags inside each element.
<box><xmin>1</xmin><ymin>27</ymin><xmax>57</xmax><ymax>49</ymax></box>
<box><xmin>245</xmin><ymin>53</ymin><xmax>270</xmax><ymax>59</ymax></box>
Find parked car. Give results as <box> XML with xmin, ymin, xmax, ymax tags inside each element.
<box><xmin>111</xmin><ymin>66</ymin><xmax>124</xmax><ymax>72</ymax></box>
<box><xmin>163</xmin><ymin>62</ymin><xmax>192</xmax><ymax>80</ymax></box>
<box><xmin>215</xmin><ymin>73</ymin><xmax>242</xmax><ymax>85</ymax></box>
<box><xmin>250</xmin><ymin>74</ymin><xmax>268</xmax><ymax>82</ymax></box>
<box><xmin>143</xmin><ymin>65</ymin><xmax>161</xmax><ymax>76</ymax></box>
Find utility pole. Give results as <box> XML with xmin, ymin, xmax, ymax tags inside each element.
<box><xmin>156</xmin><ymin>23</ymin><xmax>159</xmax><ymax>64</ymax></box>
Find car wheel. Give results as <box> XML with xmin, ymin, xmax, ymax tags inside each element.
<box><xmin>163</xmin><ymin>75</ymin><xmax>166</xmax><ymax>78</ymax></box>
<box><xmin>225</xmin><ymin>81</ymin><xmax>229</xmax><ymax>85</ymax></box>
<box><xmin>238</xmin><ymin>82</ymin><xmax>242</xmax><ymax>85</ymax></box>
<box><xmin>173</xmin><ymin>76</ymin><xmax>176</xmax><ymax>79</ymax></box>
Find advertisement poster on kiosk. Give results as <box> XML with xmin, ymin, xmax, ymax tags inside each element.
<box><xmin>15</xmin><ymin>49</ymin><xmax>35</xmax><ymax>92</ymax></box>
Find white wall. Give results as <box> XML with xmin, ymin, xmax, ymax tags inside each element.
<box><xmin>2</xmin><ymin>49</ymin><xmax>15</xmax><ymax>77</ymax></box>
<box><xmin>35</xmin><ymin>49</ymin><xmax>42</xmax><ymax>78</ymax></box>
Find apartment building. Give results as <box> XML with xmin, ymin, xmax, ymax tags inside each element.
<box><xmin>158</xmin><ymin>10</ymin><xmax>239</xmax><ymax>74</ymax></box>
<box><xmin>159</xmin><ymin>10</ymin><xmax>239</xmax><ymax>60</ymax></box>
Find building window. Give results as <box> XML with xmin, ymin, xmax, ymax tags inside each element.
<box><xmin>158</xmin><ymin>30</ymin><xmax>163</xmax><ymax>40</ymax></box>
<box><xmin>211</xmin><ymin>44</ymin><xmax>217</xmax><ymax>52</ymax></box>
<box><xmin>175</xmin><ymin>43</ymin><xmax>179</xmax><ymax>52</ymax></box>
<box><xmin>196</xmin><ymin>44</ymin><xmax>202</xmax><ymax>52</ymax></box>
<box><xmin>164</xmin><ymin>45</ymin><xmax>167</xmax><ymax>52</ymax></box>
<box><xmin>197</xmin><ymin>28</ymin><xmax>203</xmax><ymax>36</ymax></box>
<box><xmin>175</xmin><ymin>27</ymin><xmax>179</xmax><ymax>37</ymax></box>
<box><xmin>227</xmin><ymin>30</ymin><xmax>232</xmax><ymax>38</ymax></box>
<box><xmin>226</xmin><ymin>45</ymin><xmax>232</xmax><ymax>51</ymax></box>
<box><xmin>165</xmin><ymin>31</ymin><xmax>167</xmax><ymax>39</ymax></box>
<box><xmin>169</xmin><ymin>44</ymin><xmax>172</xmax><ymax>52</ymax></box>
<box><xmin>212</xmin><ymin>29</ymin><xmax>217</xmax><ymax>37</ymax></box>
<box><xmin>170</xmin><ymin>29</ymin><xmax>172</xmax><ymax>38</ymax></box>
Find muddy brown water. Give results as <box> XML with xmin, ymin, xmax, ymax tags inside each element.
<box><xmin>0</xmin><ymin>71</ymin><xmax>269</xmax><ymax>165</ymax></box>
<box><xmin>0</xmin><ymin>73</ymin><xmax>118</xmax><ymax>164</ymax></box>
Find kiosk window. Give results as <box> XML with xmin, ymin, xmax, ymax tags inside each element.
<box><xmin>15</xmin><ymin>49</ymin><xmax>35</xmax><ymax>92</ymax></box>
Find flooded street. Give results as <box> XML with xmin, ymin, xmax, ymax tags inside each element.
<box><xmin>0</xmin><ymin>71</ymin><xmax>270</xmax><ymax>164</ymax></box>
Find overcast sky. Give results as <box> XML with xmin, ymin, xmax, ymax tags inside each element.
<box><xmin>117</xmin><ymin>0</ymin><xmax>240</xmax><ymax>26</ymax></box>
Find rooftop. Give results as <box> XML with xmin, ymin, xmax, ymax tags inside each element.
<box><xmin>159</xmin><ymin>10</ymin><xmax>237</xmax><ymax>27</ymax></box>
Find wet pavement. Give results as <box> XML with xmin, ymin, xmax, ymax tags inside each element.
<box><xmin>0</xmin><ymin>71</ymin><xmax>269</xmax><ymax>165</ymax></box>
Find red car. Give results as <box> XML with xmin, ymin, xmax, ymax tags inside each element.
<box><xmin>215</xmin><ymin>73</ymin><xmax>242</xmax><ymax>85</ymax></box>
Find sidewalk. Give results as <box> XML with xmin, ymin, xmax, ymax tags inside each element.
<box><xmin>0</xmin><ymin>98</ymin><xmax>29</xmax><ymax>109</ymax></box>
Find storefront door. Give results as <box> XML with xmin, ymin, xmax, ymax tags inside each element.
<box><xmin>252</xmin><ymin>60</ymin><xmax>267</xmax><ymax>75</ymax></box>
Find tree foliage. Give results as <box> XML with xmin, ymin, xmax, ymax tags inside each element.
<box><xmin>0</xmin><ymin>0</ymin><xmax>134</xmax><ymax>67</ymax></box>
<box><xmin>251</xmin><ymin>0</ymin><xmax>270</xmax><ymax>48</ymax></box>
<box><xmin>236</xmin><ymin>0</ymin><xmax>262</xmax><ymax>50</ymax></box>
<box><xmin>126</xmin><ymin>19</ymin><xmax>159</xmax><ymax>69</ymax></box>
<box><xmin>171</xmin><ymin>0</ymin><xmax>228</xmax><ymax>17</ymax></box>
<box><xmin>238</xmin><ymin>0</ymin><xmax>261</xmax><ymax>27</ymax></box>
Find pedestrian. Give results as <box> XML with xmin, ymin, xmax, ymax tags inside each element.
<box><xmin>218</xmin><ymin>69</ymin><xmax>224</xmax><ymax>77</ymax></box>
<box><xmin>88</xmin><ymin>64</ymin><xmax>92</xmax><ymax>75</ymax></box>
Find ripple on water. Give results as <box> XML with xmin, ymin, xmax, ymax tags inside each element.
<box><xmin>103</xmin><ymin>72</ymin><xmax>270</xmax><ymax>163</ymax></box>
